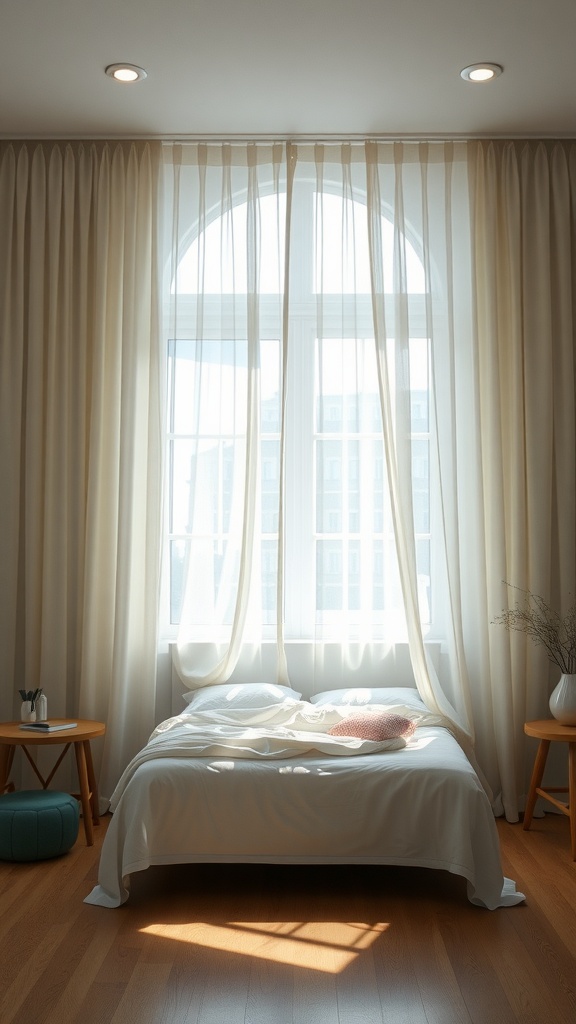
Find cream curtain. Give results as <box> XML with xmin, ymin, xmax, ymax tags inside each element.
<box><xmin>2</xmin><ymin>138</ymin><xmax>574</xmax><ymax>817</ymax></box>
<box><xmin>0</xmin><ymin>141</ymin><xmax>163</xmax><ymax>801</ymax></box>
<box><xmin>165</xmin><ymin>141</ymin><xmax>476</xmax><ymax>756</ymax></box>
<box><xmin>468</xmin><ymin>140</ymin><xmax>576</xmax><ymax>818</ymax></box>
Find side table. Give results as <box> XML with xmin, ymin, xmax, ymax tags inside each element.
<box><xmin>0</xmin><ymin>719</ymin><xmax>106</xmax><ymax>846</ymax></box>
<box><xmin>523</xmin><ymin>719</ymin><xmax>576</xmax><ymax>860</ymax></box>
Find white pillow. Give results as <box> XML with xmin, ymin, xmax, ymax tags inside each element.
<box><xmin>183</xmin><ymin>682</ymin><xmax>302</xmax><ymax>713</ymax></box>
<box><xmin>310</xmin><ymin>686</ymin><xmax>427</xmax><ymax>711</ymax></box>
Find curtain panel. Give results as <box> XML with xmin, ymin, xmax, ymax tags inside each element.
<box><xmin>468</xmin><ymin>140</ymin><xmax>576</xmax><ymax>818</ymax></box>
<box><xmin>0</xmin><ymin>141</ymin><xmax>164</xmax><ymax>801</ymax></box>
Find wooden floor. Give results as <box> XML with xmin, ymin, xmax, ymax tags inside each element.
<box><xmin>0</xmin><ymin>812</ymin><xmax>575</xmax><ymax>1024</ymax></box>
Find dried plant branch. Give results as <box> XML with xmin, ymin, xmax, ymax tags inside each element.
<box><xmin>492</xmin><ymin>583</ymin><xmax>576</xmax><ymax>674</ymax></box>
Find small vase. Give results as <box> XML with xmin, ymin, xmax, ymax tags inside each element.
<box><xmin>549</xmin><ymin>673</ymin><xmax>576</xmax><ymax>725</ymax></box>
<box><xmin>20</xmin><ymin>701</ymin><xmax>36</xmax><ymax>723</ymax></box>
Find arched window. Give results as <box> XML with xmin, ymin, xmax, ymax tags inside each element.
<box><xmin>164</xmin><ymin>168</ymin><xmax>432</xmax><ymax>645</ymax></box>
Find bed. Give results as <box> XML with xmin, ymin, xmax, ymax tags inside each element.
<box><xmin>84</xmin><ymin>682</ymin><xmax>525</xmax><ymax>910</ymax></box>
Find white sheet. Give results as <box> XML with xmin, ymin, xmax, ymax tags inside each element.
<box><xmin>85</xmin><ymin>701</ymin><xmax>525</xmax><ymax>911</ymax></box>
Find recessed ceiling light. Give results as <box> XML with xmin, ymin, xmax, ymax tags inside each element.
<box><xmin>105</xmin><ymin>64</ymin><xmax>147</xmax><ymax>83</ymax></box>
<box><xmin>460</xmin><ymin>63</ymin><xmax>503</xmax><ymax>83</ymax></box>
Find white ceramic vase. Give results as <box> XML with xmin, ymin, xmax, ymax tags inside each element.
<box><xmin>548</xmin><ymin>673</ymin><xmax>576</xmax><ymax>725</ymax></box>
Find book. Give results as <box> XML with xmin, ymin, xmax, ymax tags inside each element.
<box><xmin>19</xmin><ymin>722</ymin><xmax>78</xmax><ymax>732</ymax></box>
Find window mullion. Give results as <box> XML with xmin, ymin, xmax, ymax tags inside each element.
<box><xmin>283</xmin><ymin>181</ymin><xmax>315</xmax><ymax>638</ymax></box>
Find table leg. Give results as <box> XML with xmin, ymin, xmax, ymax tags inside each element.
<box><xmin>83</xmin><ymin>740</ymin><xmax>100</xmax><ymax>824</ymax></box>
<box><xmin>0</xmin><ymin>744</ymin><xmax>15</xmax><ymax>793</ymax></box>
<box><xmin>523</xmin><ymin>738</ymin><xmax>550</xmax><ymax>830</ymax></box>
<box><xmin>565</xmin><ymin>741</ymin><xmax>569</xmax><ymax>860</ymax></box>
<box><xmin>74</xmin><ymin>740</ymin><xmax>94</xmax><ymax>846</ymax></box>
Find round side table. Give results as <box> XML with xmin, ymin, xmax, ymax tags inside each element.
<box><xmin>523</xmin><ymin>719</ymin><xmax>576</xmax><ymax>860</ymax></box>
<box><xmin>0</xmin><ymin>719</ymin><xmax>106</xmax><ymax>846</ymax></box>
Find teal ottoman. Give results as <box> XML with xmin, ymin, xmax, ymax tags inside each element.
<box><xmin>0</xmin><ymin>790</ymin><xmax>80</xmax><ymax>862</ymax></box>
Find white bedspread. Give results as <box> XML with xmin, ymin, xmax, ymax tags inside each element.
<box><xmin>85</xmin><ymin>701</ymin><xmax>525</xmax><ymax>911</ymax></box>
<box><xmin>106</xmin><ymin>700</ymin><xmax>440</xmax><ymax>811</ymax></box>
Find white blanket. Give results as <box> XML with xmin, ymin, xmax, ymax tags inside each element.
<box><xmin>107</xmin><ymin>700</ymin><xmax>443</xmax><ymax>812</ymax></box>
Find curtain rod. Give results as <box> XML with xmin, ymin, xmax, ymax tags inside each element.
<box><xmin>162</xmin><ymin>133</ymin><xmax>576</xmax><ymax>144</ymax></box>
<box><xmin>2</xmin><ymin>133</ymin><xmax>575</xmax><ymax>144</ymax></box>
<box><xmin>161</xmin><ymin>136</ymin><xmax>474</xmax><ymax>145</ymax></box>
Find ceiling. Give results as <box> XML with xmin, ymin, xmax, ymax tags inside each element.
<box><xmin>2</xmin><ymin>0</ymin><xmax>576</xmax><ymax>140</ymax></box>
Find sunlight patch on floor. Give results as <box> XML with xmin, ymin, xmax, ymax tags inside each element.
<box><xmin>140</xmin><ymin>919</ymin><xmax>389</xmax><ymax>972</ymax></box>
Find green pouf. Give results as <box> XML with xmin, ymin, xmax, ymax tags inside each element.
<box><xmin>0</xmin><ymin>790</ymin><xmax>80</xmax><ymax>862</ymax></box>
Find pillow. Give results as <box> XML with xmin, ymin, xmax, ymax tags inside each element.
<box><xmin>311</xmin><ymin>686</ymin><xmax>426</xmax><ymax>711</ymax></box>
<box><xmin>183</xmin><ymin>682</ymin><xmax>302</xmax><ymax>713</ymax></box>
<box><xmin>328</xmin><ymin>710</ymin><xmax>416</xmax><ymax>741</ymax></box>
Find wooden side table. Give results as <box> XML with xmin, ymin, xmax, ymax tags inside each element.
<box><xmin>523</xmin><ymin>719</ymin><xmax>576</xmax><ymax>860</ymax></box>
<box><xmin>0</xmin><ymin>719</ymin><xmax>106</xmax><ymax>846</ymax></box>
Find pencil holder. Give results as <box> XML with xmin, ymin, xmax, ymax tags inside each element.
<box><xmin>20</xmin><ymin>701</ymin><xmax>36</xmax><ymax>723</ymax></box>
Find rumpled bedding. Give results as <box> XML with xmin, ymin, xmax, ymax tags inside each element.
<box><xmin>107</xmin><ymin>699</ymin><xmax>444</xmax><ymax>812</ymax></box>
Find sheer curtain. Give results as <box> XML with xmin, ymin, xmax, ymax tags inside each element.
<box><xmin>3</xmin><ymin>139</ymin><xmax>571</xmax><ymax>812</ymax></box>
<box><xmin>164</xmin><ymin>141</ymin><xmax>476</xmax><ymax>755</ymax></box>
<box><xmin>468</xmin><ymin>140</ymin><xmax>576</xmax><ymax>818</ymax></box>
<box><xmin>0</xmin><ymin>141</ymin><xmax>163</xmax><ymax>801</ymax></box>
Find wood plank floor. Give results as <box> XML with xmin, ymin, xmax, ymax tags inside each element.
<box><xmin>0</xmin><ymin>812</ymin><xmax>574</xmax><ymax>1024</ymax></box>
